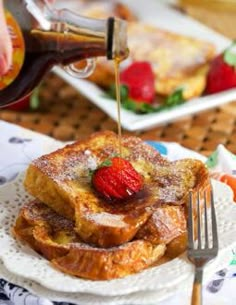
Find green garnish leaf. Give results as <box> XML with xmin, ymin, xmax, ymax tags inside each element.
<box><xmin>138</xmin><ymin>102</ymin><xmax>158</xmax><ymax>113</ymax></box>
<box><xmin>88</xmin><ymin>169</ymin><xmax>94</xmax><ymax>178</ymax></box>
<box><xmin>108</xmin><ymin>84</ymin><xmax>129</xmax><ymax>101</ymax></box>
<box><xmin>122</xmin><ymin>99</ymin><xmax>139</xmax><ymax>111</ymax></box>
<box><xmin>105</xmin><ymin>85</ymin><xmax>185</xmax><ymax>114</ymax></box>
<box><xmin>223</xmin><ymin>41</ymin><xmax>236</xmax><ymax>66</ymax></box>
<box><xmin>99</xmin><ymin>159</ymin><xmax>112</xmax><ymax>167</ymax></box>
<box><xmin>165</xmin><ymin>88</ymin><xmax>185</xmax><ymax>107</ymax></box>
<box><xmin>30</xmin><ymin>86</ymin><xmax>41</xmax><ymax>110</ymax></box>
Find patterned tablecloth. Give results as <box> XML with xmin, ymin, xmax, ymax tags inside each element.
<box><xmin>0</xmin><ymin>120</ymin><xmax>235</xmax><ymax>305</ymax></box>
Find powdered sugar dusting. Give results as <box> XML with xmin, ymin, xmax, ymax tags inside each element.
<box><xmin>85</xmin><ymin>212</ymin><xmax>128</xmax><ymax>228</ymax></box>
<box><xmin>23</xmin><ymin>200</ymin><xmax>75</xmax><ymax>232</ymax></box>
<box><xmin>33</xmin><ymin>149</ymin><xmax>98</xmax><ymax>182</ymax></box>
<box><xmin>122</xmin><ymin>136</ymin><xmax>168</xmax><ymax>165</ymax></box>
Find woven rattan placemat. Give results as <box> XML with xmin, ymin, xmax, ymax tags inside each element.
<box><xmin>1</xmin><ymin>73</ymin><xmax>236</xmax><ymax>157</ymax></box>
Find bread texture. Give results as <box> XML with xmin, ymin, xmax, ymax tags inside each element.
<box><xmin>13</xmin><ymin>200</ymin><xmax>166</xmax><ymax>280</ymax></box>
<box><xmin>24</xmin><ymin>131</ymin><xmax>209</xmax><ymax>249</ymax></box>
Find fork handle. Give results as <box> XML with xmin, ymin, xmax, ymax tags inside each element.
<box><xmin>191</xmin><ymin>267</ymin><xmax>203</xmax><ymax>305</ymax></box>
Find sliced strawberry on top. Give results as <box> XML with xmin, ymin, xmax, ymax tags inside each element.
<box><xmin>120</xmin><ymin>61</ymin><xmax>155</xmax><ymax>104</ymax></box>
<box><xmin>92</xmin><ymin>157</ymin><xmax>143</xmax><ymax>201</ymax></box>
<box><xmin>206</xmin><ymin>42</ymin><xmax>236</xmax><ymax>94</ymax></box>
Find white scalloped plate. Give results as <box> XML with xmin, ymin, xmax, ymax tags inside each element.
<box><xmin>0</xmin><ymin>261</ymin><xmax>190</xmax><ymax>305</ymax></box>
<box><xmin>0</xmin><ymin>174</ymin><xmax>235</xmax><ymax>301</ymax></box>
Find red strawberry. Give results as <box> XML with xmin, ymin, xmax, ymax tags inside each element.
<box><xmin>206</xmin><ymin>42</ymin><xmax>236</xmax><ymax>94</ymax></box>
<box><xmin>120</xmin><ymin>61</ymin><xmax>155</xmax><ymax>103</ymax></box>
<box><xmin>4</xmin><ymin>86</ymin><xmax>40</xmax><ymax>111</ymax></box>
<box><xmin>6</xmin><ymin>95</ymin><xmax>30</xmax><ymax>111</ymax></box>
<box><xmin>92</xmin><ymin>157</ymin><xmax>143</xmax><ymax>201</ymax></box>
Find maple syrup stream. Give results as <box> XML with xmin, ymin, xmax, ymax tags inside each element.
<box><xmin>114</xmin><ymin>58</ymin><xmax>123</xmax><ymax>157</ymax></box>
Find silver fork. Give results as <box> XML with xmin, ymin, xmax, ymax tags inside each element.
<box><xmin>187</xmin><ymin>187</ymin><xmax>219</xmax><ymax>305</ymax></box>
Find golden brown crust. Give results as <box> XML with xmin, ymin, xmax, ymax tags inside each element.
<box><xmin>165</xmin><ymin>232</ymin><xmax>188</xmax><ymax>259</ymax></box>
<box><xmin>135</xmin><ymin>158</ymin><xmax>209</xmax><ymax>246</ymax></box>
<box><xmin>13</xmin><ymin>201</ymin><xmax>166</xmax><ymax>280</ymax></box>
<box><xmin>155</xmin><ymin>65</ymin><xmax>209</xmax><ymax>100</ymax></box>
<box><xmin>52</xmin><ymin>241</ymin><xmax>165</xmax><ymax>280</ymax></box>
<box><xmin>136</xmin><ymin>205</ymin><xmax>186</xmax><ymax>245</ymax></box>
<box><xmin>24</xmin><ymin>131</ymin><xmax>209</xmax><ymax>248</ymax></box>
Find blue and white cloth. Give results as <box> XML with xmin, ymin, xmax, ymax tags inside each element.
<box><xmin>0</xmin><ymin>120</ymin><xmax>235</xmax><ymax>305</ymax></box>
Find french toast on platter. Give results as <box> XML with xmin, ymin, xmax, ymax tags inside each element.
<box><xmin>77</xmin><ymin>1</ymin><xmax>215</xmax><ymax>100</ymax></box>
<box><xmin>127</xmin><ymin>23</ymin><xmax>215</xmax><ymax>100</ymax></box>
<box><xmin>13</xmin><ymin>131</ymin><xmax>210</xmax><ymax>280</ymax></box>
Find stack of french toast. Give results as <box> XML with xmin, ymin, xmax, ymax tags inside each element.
<box><xmin>13</xmin><ymin>131</ymin><xmax>209</xmax><ymax>280</ymax></box>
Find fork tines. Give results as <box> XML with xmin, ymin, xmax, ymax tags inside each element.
<box><xmin>188</xmin><ymin>186</ymin><xmax>218</xmax><ymax>256</ymax></box>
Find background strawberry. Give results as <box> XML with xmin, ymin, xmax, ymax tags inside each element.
<box><xmin>120</xmin><ymin>61</ymin><xmax>155</xmax><ymax>104</ymax></box>
<box><xmin>6</xmin><ymin>95</ymin><xmax>31</xmax><ymax>111</ymax></box>
<box><xmin>206</xmin><ymin>42</ymin><xmax>236</xmax><ymax>94</ymax></box>
<box><xmin>4</xmin><ymin>86</ymin><xmax>40</xmax><ymax>111</ymax></box>
<box><xmin>92</xmin><ymin>157</ymin><xmax>143</xmax><ymax>201</ymax></box>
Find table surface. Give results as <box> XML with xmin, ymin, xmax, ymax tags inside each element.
<box><xmin>1</xmin><ymin>4</ymin><xmax>236</xmax><ymax>157</ymax></box>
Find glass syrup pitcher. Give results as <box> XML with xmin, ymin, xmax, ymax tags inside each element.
<box><xmin>0</xmin><ymin>0</ymin><xmax>128</xmax><ymax>107</ymax></box>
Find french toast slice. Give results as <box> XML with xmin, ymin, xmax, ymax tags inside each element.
<box><xmin>135</xmin><ymin>205</ymin><xmax>187</xmax><ymax>245</ymax></box>
<box><xmin>136</xmin><ymin>158</ymin><xmax>209</xmax><ymax>247</ymax></box>
<box><xmin>13</xmin><ymin>201</ymin><xmax>166</xmax><ymax>280</ymax></box>
<box><xmin>24</xmin><ymin>131</ymin><xmax>209</xmax><ymax>248</ymax></box>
